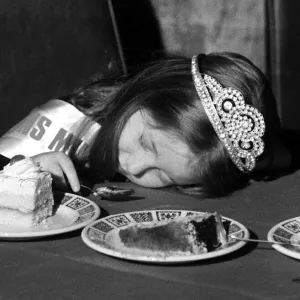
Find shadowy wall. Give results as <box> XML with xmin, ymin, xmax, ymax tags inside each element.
<box><xmin>0</xmin><ymin>0</ymin><xmax>121</xmax><ymax>136</ymax></box>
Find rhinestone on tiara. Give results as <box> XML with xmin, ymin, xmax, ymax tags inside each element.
<box><xmin>191</xmin><ymin>55</ymin><xmax>265</xmax><ymax>173</ymax></box>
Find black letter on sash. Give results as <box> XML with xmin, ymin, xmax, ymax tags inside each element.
<box><xmin>48</xmin><ymin>128</ymin><xmax>73</xmax><ymax>152</ymax></box>
<box><xmin>30</xmin><ymin>116</ymin><xmax>52</xmax><ymax>141</ymax></box>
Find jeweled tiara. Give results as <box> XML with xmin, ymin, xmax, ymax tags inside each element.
<box><xmin>191</xmin><ymin>55</ymin><xmax>265</xmax><ymax>172</ymax></box>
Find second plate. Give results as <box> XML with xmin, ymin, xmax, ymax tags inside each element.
<box><xmin>81</xmin><ymin>209</ymin><xmax>249</xmax><ymax>264</ymax></box>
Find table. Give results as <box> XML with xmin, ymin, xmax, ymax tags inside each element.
<box><xmin>1</xmin><ymin>170</ymin><xmax>300</xmax><ymax>300</ymax></box>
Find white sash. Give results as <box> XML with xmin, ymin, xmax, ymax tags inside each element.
<box><xmin>0</xmin><ymin>99</ymin><xmax>100</xmax><ymax>159</ymax></box>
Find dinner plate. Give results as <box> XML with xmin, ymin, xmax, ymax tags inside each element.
<box><xmin>81</xmin><ymin>210</ymin><xmax>249</xmax><ymax>264</ymax></box>
<box><xmin>267</xmin><ymin>216</ymin><xmax>300</xmax><ymax>260</ymax></box>
<box><xmin>0</xmin><ymin>193</ymin><xmax>100</xmax><ymax>240</ymax></box>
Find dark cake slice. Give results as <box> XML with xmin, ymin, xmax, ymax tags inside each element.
<box><xmin>118</xmin><ymin>212</ymin><xmax>228</xmax><ymax>255</ymax></box>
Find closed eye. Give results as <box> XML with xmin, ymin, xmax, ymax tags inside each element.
<box><xmin>139</xmin><ymin>133</ymin><xmax>158</xmax><ymax>156</ymax></box>
<box><xmin>139</xmin><ymin>134</ymin><xmax>148</xmax><ymax>150</ymax></box>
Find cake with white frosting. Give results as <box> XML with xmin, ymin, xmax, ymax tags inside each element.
<box><xmin>0</xmin><ymin>157</ymin><xmax>54</xmax><ymax>227</ymax></box>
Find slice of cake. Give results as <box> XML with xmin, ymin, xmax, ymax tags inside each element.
<box><xmin>117</xmin><ymin>213</ymin><xmax>229</xmax><ymax>255</ymax></box>
<box><xmin>0</xmin><ymin>156</ymin><xmax>54</xmax><ymax>227</ymax></box>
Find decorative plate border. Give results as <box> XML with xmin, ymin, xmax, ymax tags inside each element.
<box><xmin>267</xmin><ymin>216</ymin><xmax>300</xmax><ymax>260</ymax></box>
<box><xmin>81</xmin><ymin>210</ymin><xmax>249</xmax><ymax>264</ymax></box>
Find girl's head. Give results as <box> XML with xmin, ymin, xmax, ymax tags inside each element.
<box><xmin>78</xmin><ymin>52</ymin><xmax>281</xmax><ymax>197</ymax></box>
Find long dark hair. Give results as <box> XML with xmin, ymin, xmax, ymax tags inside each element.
<box><xmin>70</xmin><ymin>52</ymin><xmax>280</xmax><ymax>197</ymax></box>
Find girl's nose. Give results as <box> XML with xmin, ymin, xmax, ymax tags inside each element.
<box><xmin>120</xmin><ymin>150</ymin><xmax>156</xmax><ymax>176</ymax></box>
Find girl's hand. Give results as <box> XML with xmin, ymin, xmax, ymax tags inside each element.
<box><xmin>31</xmin><ymin>152</ymin><xmax>80</xmax><ymax>192</ymax></box>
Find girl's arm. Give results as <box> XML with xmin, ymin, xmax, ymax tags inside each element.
<box><xmin>0</xmin><ymin>152</ymin><xmax>80</xmax><ymax>193</ymax></box>
<box><xmin>0</xmin><ymin>99</ymin><xmax>99</xmax><ymax>192</ymax></box>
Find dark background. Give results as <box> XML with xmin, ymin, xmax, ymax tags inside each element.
<box><xmin>1</xmin><ymin>0</ymin><xmax>300</xmax><ymax>137</ymax></box>
<box><xmin>0</xmin><ymin>0</ymin><xmax>122</xmax><ymax>136</ymax></box>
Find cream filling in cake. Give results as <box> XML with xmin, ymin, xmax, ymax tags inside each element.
<box><xmin>0</xmin><ymin>157</ymin><xmax>54</xmax><ymax>227</ymax></box>
<box><xmin>0</xmin><ymin>201</ymin><xmax>52</xmax><ymax>227</ymax></box>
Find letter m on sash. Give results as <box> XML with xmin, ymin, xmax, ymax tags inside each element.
<box><xmin>48</xmin><ymin>128</ymin><xmax>74</xmax><ymax>152</ymax></box>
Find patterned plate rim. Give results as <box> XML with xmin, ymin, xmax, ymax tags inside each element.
<box><xmin>0</xmin><ymin>193</ymin><xmax>101</xmax><ymax>239</ymax></box>
<box><xmin>81</xmin><ymin>210</ymin><xmax>249</xmax><ymax>264</ymax></box>
<box><xmin>267</xmin><ymin>216</ymin><xmax>300</xmax><ymax>260</ymax></box>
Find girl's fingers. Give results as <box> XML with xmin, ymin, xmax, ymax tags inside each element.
<box><xmin>32</xmin><ymin>152</ymin><xmax>81</xmax><ymax>193</ymax></box>
<box><xmin>57</xmin><ymin>154</ymin><xmax>80</xmax><ymax>192</ymax></box>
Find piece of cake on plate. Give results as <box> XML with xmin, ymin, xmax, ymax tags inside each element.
<box><xmin>0</xmin><ymin>156</ymin><xmax>54</xmax><ymax>227</ymax></box>
<box><xmin>117</xmin><ymin>212</ymin><xmax>229</xmax><ymax>256</ymax></box>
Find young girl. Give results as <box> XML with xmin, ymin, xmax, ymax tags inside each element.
<box><xmin>0</xmin><ymin>52</ymin><xmax>292</xmax><ymax>197</ymax></box>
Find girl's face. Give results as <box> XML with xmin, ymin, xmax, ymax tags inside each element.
<box><xmin>118</xmin><ymin>110</ymin><xmax>199</xmax><ymax>188</ymax></box>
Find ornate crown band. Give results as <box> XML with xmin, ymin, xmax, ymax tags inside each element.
<box><xmin>191</xmin><ymin>55</ymin><xmax>265</xmax><ymax>173</ymax></box>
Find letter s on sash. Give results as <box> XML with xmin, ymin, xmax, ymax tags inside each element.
<box><xmin>29</xmin><ymin>116</ymin><xmax>52</xmax><ymax>141</ymax></box>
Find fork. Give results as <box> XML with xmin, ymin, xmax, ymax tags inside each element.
<box><xmin>232</xmin><ymin>236</ymin><xmax>300</xmax><ymax>247</ymax></box>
